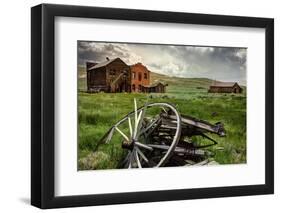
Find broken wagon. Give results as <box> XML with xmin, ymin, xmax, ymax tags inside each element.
<box><xmin>98</xmin><ymin>99</ymin><xmax>226</xmax><ymax>168</ymax></box>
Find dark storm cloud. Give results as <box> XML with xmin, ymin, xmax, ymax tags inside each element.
<box><xmin>209</xmin><ymin>48</ymin><xmax>246</xmax><ymax>70</ymax></box>
<box><xmin>78</xmin><ymin>41</ymin><xmax>246</xmax><ymax>85</ymax></box>
<box><xmin>78</xmin><ymin>41</ymin><xmax>141</xmax><ymax>65</ymax></box>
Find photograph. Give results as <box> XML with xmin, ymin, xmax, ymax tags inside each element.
<box><xmin>77</xmin><ymin>41</ymin><xmax>247</xmax><ymax>170</ymax></box>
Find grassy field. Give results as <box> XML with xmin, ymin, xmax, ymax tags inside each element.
<box><xmin>78</xmin><ymin>71</ymin><xmax>246</xmax><ymax>170</ymax></box>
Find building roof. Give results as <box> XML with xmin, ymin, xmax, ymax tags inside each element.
<box><xmin>88</xmin><ymin>58</ymin><xmax>119</xmax><ymax>70</ymax></box>
<box><xmin>210</xmin><ymin>81</ymin><xmax>239</xmax><ymax>88</ymax></box>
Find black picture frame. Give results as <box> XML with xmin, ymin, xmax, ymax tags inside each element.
<box><xmin>31</xmin><ymin>3</ymin><xmax>274</xmax><ymax>209</ymax></box>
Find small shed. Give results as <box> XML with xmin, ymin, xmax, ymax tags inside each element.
<box><xmin>208</xmin><ymin>81</ymin><xmax>242</xmax><ymax>93</ymax></box>
<box><xmin>141</xmin><ymin>82</ymin><xmax>168</xmax><ymax>93</ymax></box>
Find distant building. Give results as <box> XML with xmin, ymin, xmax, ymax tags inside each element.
<box><xmin>130</xmin><ymin>63</ymin><xmax>150</xmax><ymax>92</ymax></box>
<box><xmin>208</xmin><ymin>81</ymin><xmax>242</xmax><ymax>93</ymax></box>
<box><xmin>86</xmin><ymin>58</ymin><xmax>131</xmax><ymax>93</ymax></box>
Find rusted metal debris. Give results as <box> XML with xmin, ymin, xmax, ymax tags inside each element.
<box><xmin>98</xmin><ymin>99</ymin><xmax>226</xmax><ymax>168</ymax></box>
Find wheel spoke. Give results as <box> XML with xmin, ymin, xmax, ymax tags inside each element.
<box><xmin>136</xmin><ymin>146</ymin><xmax>148</xmax><ymax>163</ymax></box>
<box><xmin>128</xmin><ymin>152</ymin><xmax>133</xmax><ymax>168</ymax></box>
<box><xmin>134</xmin><ymin>150</ymin><xmax>142</xmax><ymax>168</ymax></box>
<box><xmin>121</xmin><ymin>152</ymin><xmax>131</xmax><ymax>167</ymax></box>
<box><xmin>139</xmin><ymin>117</ymin><xmax>160</xmax><ymax>136</ymax></box>
<box><xmin>128</xmin><ymin>117</ymin><xmax>133</xmax><ymax>137</ymax></box>
<box><xmin>146</xmin><ymin>144</ymin><xmax>170</xmax><ymax>150</ymax></box>
<box><xmin>105</xmin><ymin>127</ymin><xmax>115</xmax><ymax>144</ymax></box>
<box><xmin>134</xmin><ymin>110</ymin><xmax>143</xmax><ymax>138</ymax></box>
<box><xmin>136</xmin><ymin>101</ymin><xmax>148</xmax><ymax>139</ymax></box>
<box><xmin>134</xmin><ymin>98</ymin><xmax>138</xmax><ymax>138</ymax></box>
<box><xmin>115</xmin><ymin>126</ymin><xmax>129</xmax><ymax>141</ymax></box>
<box><xmin>135</xmin><ymin>141</ymin><xmax>153</xmax><ymax>151</ymax></box>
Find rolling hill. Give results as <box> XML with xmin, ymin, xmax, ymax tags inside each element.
<box><xmin>150</xmin><ymin>71</ymin><xmax>213</xmax><ymax>88</ymax></box>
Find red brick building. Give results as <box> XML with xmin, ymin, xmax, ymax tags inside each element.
<box><xmin>130</xmin><ymin>63</ymin><xmax>150</xmax><ymax>92</ymax></box>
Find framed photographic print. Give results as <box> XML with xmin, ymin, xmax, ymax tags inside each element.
<box><xmin>31</xmin><ymin>4</ymin><xmax>274</xmax><ymax>209</ymax></box>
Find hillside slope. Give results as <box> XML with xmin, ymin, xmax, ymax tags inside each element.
<box><xmin>150</xmin><ymin>72</ymin><xmax>213</xmax><ymax>89</ymax></box>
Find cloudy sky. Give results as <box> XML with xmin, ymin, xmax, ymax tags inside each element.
<box><xmin>78</xmin><ymin>41</ymin><xmax>247</xmax><ymax>85</ymax></box>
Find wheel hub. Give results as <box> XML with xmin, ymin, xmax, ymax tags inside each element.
<box><xmin>122</xmin><ymin>139</ymin><xmax>135</xmax><ymax>150</ymax></box>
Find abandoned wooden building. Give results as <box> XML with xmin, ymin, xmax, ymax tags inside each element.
<box><xmin>130</xmin><ymin>63</ymin><xmax>150</xmax><ymax>92</ymax></box>
<box><xmin>86</xmin><ymin>57</ymin><xmax>131</xmax><ymax>93</ymax></box>
<box><xmin>208</xmin><ymin>81</ymin><xmax>242</xmax><ymax>93</ymax></box>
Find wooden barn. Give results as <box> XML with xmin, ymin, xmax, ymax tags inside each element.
<box><xmin>141</xmin><ymin>82</ymin><xmax>168</xmax><ymax>93</ymax></box>
<box><xmin>208</xmin><ymin>81</ymin><xmax>242</xmax><ymax>93</ymax></box>
<box><xmin>86</xmin><ymin>58</ymin><xmax>131</xmax><ymax>93</ymax></box>
<box><xmin>130</xmin><ymin>63</ymin><xmax>150</xmax><ymax>92</ymax></box>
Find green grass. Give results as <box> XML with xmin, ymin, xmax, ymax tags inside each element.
<box><xmin>78</xmin><ymin>71</ymin><xmax>246</xmax><ymax>170</ymax></box>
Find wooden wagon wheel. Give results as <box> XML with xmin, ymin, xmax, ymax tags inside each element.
<box><xmin>101</xmin><ymin>99</ymin><xmax>182</xmax><ymax>168</ymax></box>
